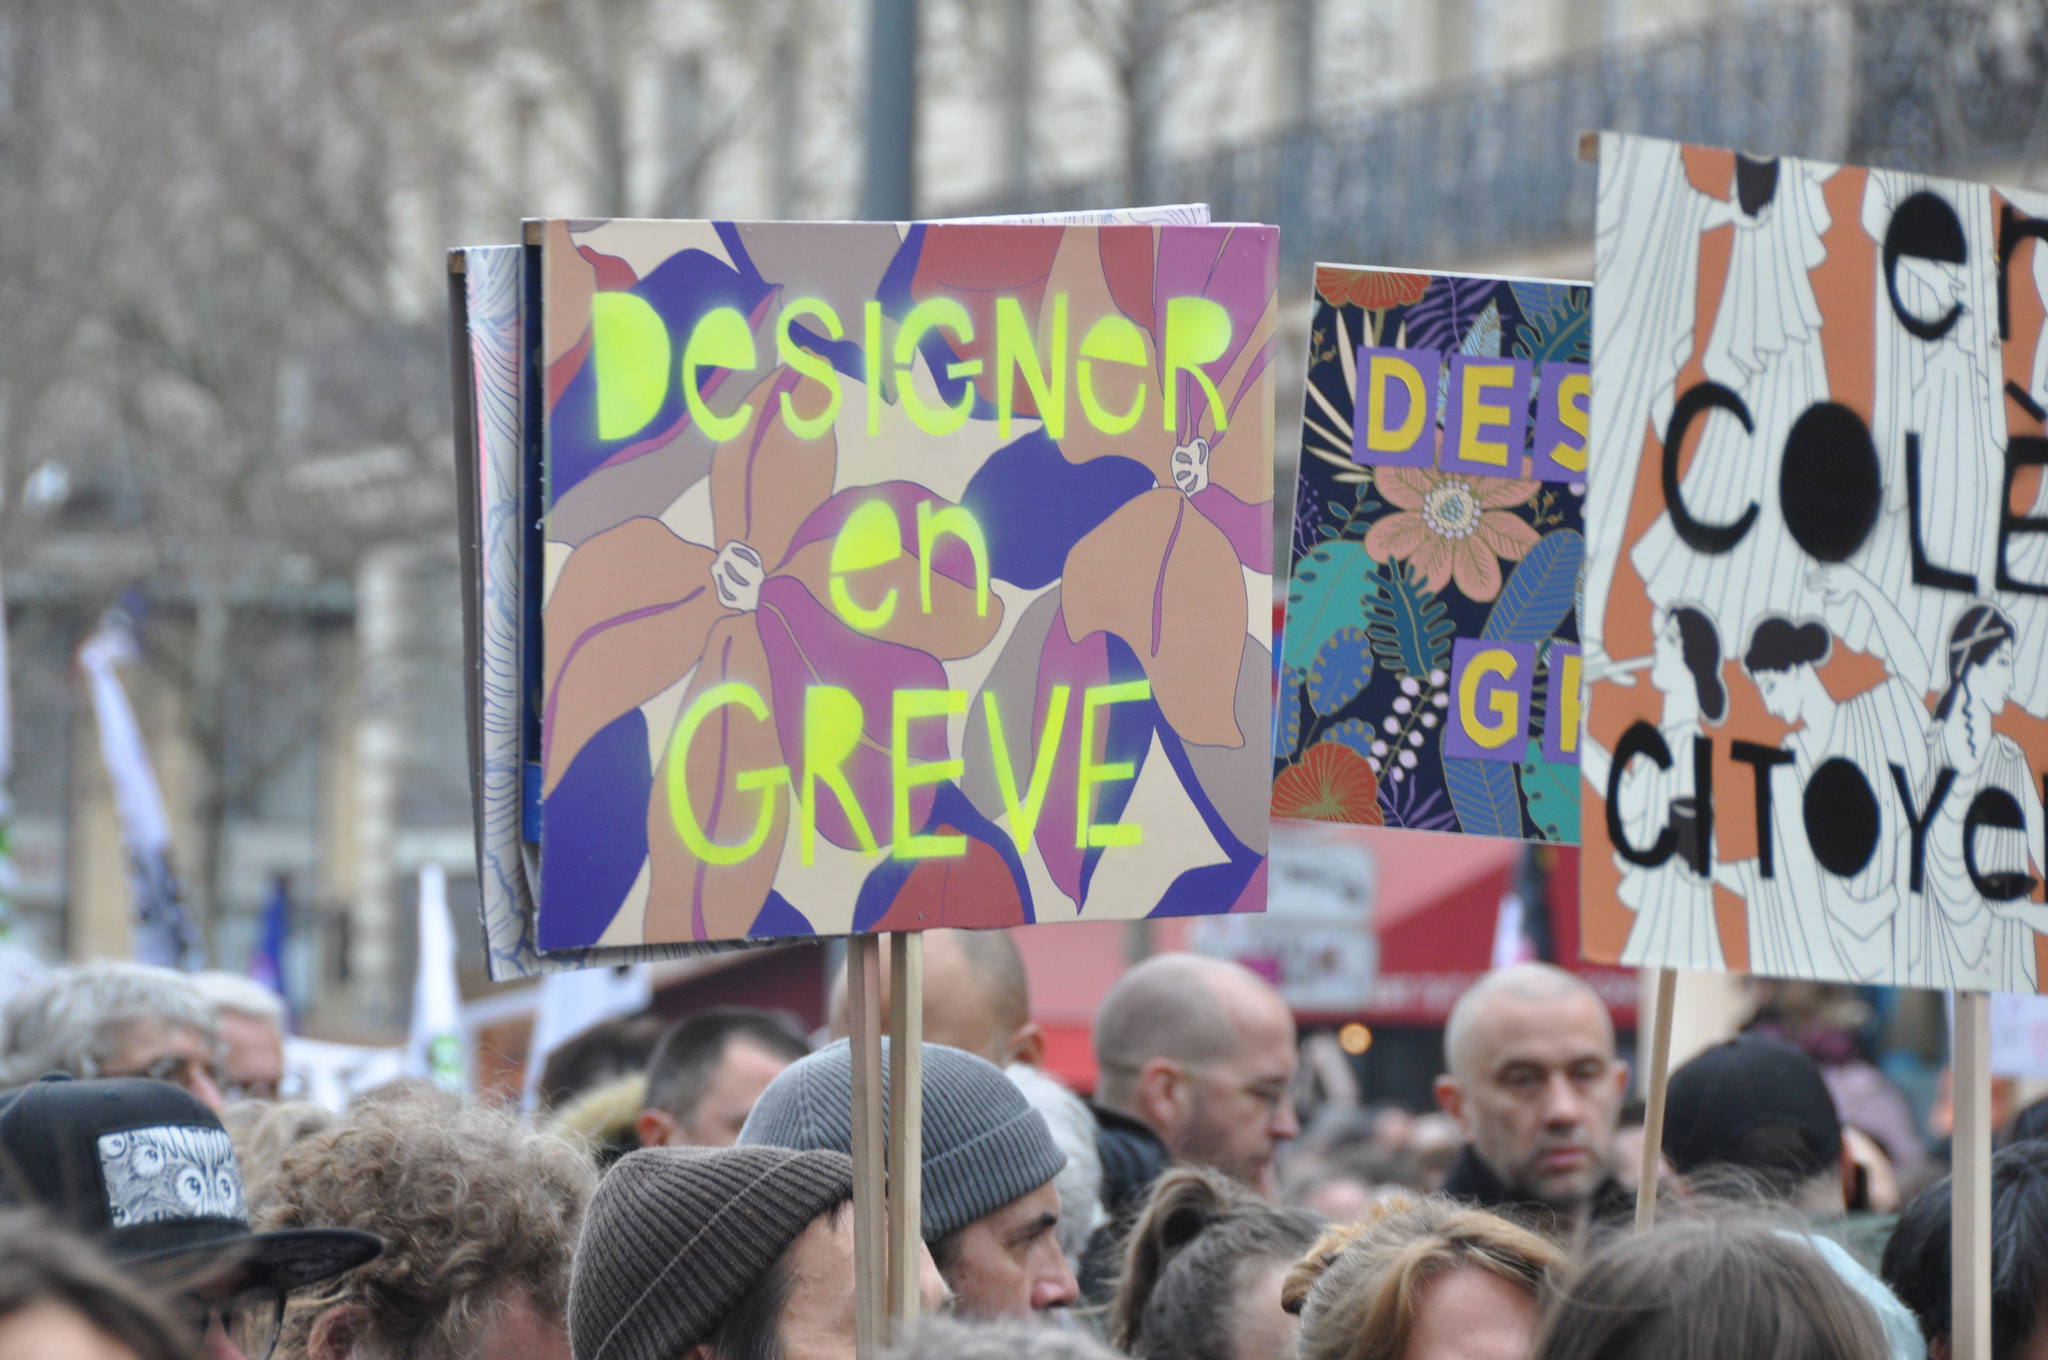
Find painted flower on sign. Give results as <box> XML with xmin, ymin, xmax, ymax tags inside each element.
<box><xmin>1272</xmin><ymin>742</ymin><xmax>1383</xmax><ymax>824</ymax></box>
<box><xmin>1363</xmin><ymin>466</ymin><xmax>1539</xmax><ymax>602</ymax></box>
<box><xmin>542</xmin><ymin>365</ymin><xmax>1006</xmax><ymax>943</ymax></box>
<box><xmin>1315</xmin><ymin>267</ymin><xmax>1430</xmax><ymax>313</ymax></box>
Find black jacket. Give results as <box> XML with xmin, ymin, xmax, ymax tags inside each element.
<box><xmin>1440</xmin><ymin>1144</ymin><xmax>1629</xmax><ymax>1236</ymax></box>
<box><xmin>1079</xmin><ymin>1103</ymin><xmax>1172</xmax><ymax>1305</ymax></box>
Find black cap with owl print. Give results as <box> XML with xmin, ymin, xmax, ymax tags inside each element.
<box><xmin>0</xmin><ymin>1073</ymin><xmax>381</xmax><ymax>1290</ymax></box>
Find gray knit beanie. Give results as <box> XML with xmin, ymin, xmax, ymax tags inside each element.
<box><xmin>738</xmin><ymin>1039</ymin><xmax>1067</xmax><ymax>1241</ymax></box>
<box><xmin>567</xmin><ymin>1144</ymin><xmax>853</xmax><ymax>1360</ymax></box>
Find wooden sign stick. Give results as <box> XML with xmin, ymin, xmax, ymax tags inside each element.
<box><xmin>1953</xmin><ymin>990</ymin><xmax>1993</xmax><ymax>1360</ymax></box>
<box><xmin>886</xmin><ymin>934</ymin><xmax>925</xmax><ymax>1335</ymax></box>
<box><xmin>1635</xmin><ymin>967</ymin><xmax>1677</xmax><ymax>1230</ymax></box>
<box><xmin>846</xmin><ymin>937</ymin><xmax>887</xmax><ymax>1360</ymax></box>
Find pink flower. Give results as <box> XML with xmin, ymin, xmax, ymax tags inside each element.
<box><xmin>1364</xmin><ymin>466</ymin><xmax>1538</xmax><ymax>602</ymax></box>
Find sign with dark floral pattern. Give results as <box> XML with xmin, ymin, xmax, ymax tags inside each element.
<box><xmin>1277</xmin><ymin>266</ymin><xmax>1589</xmax><ymax>843</ymax></box>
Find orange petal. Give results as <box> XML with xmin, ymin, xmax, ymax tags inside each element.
<box><xmin>543</xmin><ymin>520</ymin><xmax>728</xmax><ymax>795</ymax></box>
<box><xmin>1364</xmin><ymin>512</ymin><xmax>1434</xmax><ymax>563</ymax></box>
<box><xmin>1375</xmin><ymin>465</ymin><xmax>1435</xmax><ymax>511</ymax></box>
<box><xmin>645</xmin><ymin>619</ymin><xmax>791</xmax><ymax>943</ymax></box>
<box><xmin>1452</xmin><ymin>541</ymin><xmax>1504</xmax><ymax>602</ymax></box>
<box><xmin>710</xmin><ymin>368</ymin><xmax>838</xmax><ymax>566</ymax></box>
<box><xmin>1476</xmin><ymin>510</ymin><xmax>1540</xmax><ymax>560</ymax></box>
<box><xmin>1040</xmin><ymin>230</ymin><xmax>1171</xmax><ymax>481</ymax></box>
<box><xmin>1472</xmin><ymin>477</ymin><xmax>1540</xmax><ymax>509</ymax></box>
<box><xmin>1063</xmin><ymin>488</ymin><xmax>1247</xmax><ymax>748</ymax></box>
<box><xmin>1409</xmin><ymin>536</ymin><xmax>1456</xmax><ymax>595</ymax></box>
<box><xmin>1201</xmin><ymin>303</ymin><xmax>1279</xmax><ymax>505</ymax></box>
<box><xmin>544</xmin><ymin>221</ymin><xmax>596</xmax><ymax>369</ymax></box>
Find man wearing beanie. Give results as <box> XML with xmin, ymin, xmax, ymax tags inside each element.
<box><xmin>569</xmin><ymin>1144</ymin><xmax>946</xmax><ymax>1360</ymax></box>
<box><xmin>740</xmin><ymin>1040</ymin><xmax>1078</xmax><ymax>1319</ymax></box>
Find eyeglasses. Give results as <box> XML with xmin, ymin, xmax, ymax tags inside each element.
<box><xmin>182</xmin><ymin>1285</ymin><xmax>284</xmax><ymax>1360</ymax></box>
<box><xmin>111</xmin><ymin>1053</ymin><xmax>230</xmax><ymax>1098</ymax></box>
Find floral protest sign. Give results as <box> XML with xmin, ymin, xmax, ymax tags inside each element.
<box><xmin>535</xmin><ymin>219</ymin><xmax>1277</xmax><ymax>948</ymax></box>
<box><xmin>1277</xmin><ymin>266</ymin><xmax>1588</xmax><ymax>843</ymax></box>
<box><xmin>1581</xmin><ymin>134</ymin><xmax>2048</xmax><ymax>991</ymax></box>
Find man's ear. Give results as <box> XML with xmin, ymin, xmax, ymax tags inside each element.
<box><xmin>308</xmin><ymin>1304</ymin><xmax>371</xmax><ymax>1360</ymax></box>
<box><xmin>1134</xmin><ymin>1058</ymin><xmax>1188</xmax><ymax>1138</ymax></box>
<box><xmin>637</xmin><ymin>1108</ymin><xmax>679</xmax><ymax>1149</ymax></box>
<box><xmin>1433</xmin><ymin>1075</ymin><xmax>1466</xmax><ymax>1132</ymax></box>
<box><xmin>1007</xmin><ymin>1022</ymin><xmax>1046</xmax><ymax>1069</ymax></box>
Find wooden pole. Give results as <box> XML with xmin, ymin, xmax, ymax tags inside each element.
<box><xmin>846</xmin><ymin>938</ymin><xmax>887</xmax><ymax>1360</ymax></box>
<box><xmin>886</xmin><ymin>934</ymin><xmax>925</xmax><ymax>1335</ymax></box>
<box><xmin>1635</xmin><ymin>967</ymin><xmax>1677</xmax><ymax>1230</ymax></box>
<box><xmin>1953</xmin><ymin>990</ymin><xmax>1993</xmax><ymax>1360</ymax></box>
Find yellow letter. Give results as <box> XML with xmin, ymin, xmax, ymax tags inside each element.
<box><xmin>1077</xmin><ymin>315</ymin><xmax>1147</xmax><ymax>435</ymax></box>
<box><xmin>995</xmin><ymin>294</ymin><xmax>1066</xmax><ymax>438</ymax></box>
<box><xmin>1551</xmin><ymin>369</ymin><xmax>1590</xmax><ymax>474</ymax></box>
<box><xmin>591</xmin><ymin>292</ymin><xmax>672</xmax><ymax>442</ymax></box>
<box><xmin>1365</xmin><ymin>354</ymin><xmax>1428</xmax><ymax>452</ymax></box>
<box><xmin>865</xmin><ymin>301</ymin><xmax>885</xmax><ymax>435</ymax></box>
<box><xmin>682</xmin><ymin>307</ymin><xmax>757</xmax><ymax>442</ymax></box>
<box><xmin>894</xmin><ymin>297</ymin><xmax>978</xmax><ymax>437</ymax></box>
<box><xmin>828</xmin><ymin>499</ymin><xmax>902</xmax><ymax>631</ymax></box>
<box><xmin>665</xmin><ymin>683</ymin><xmax>785</xmax><ymax>864</ymax></box>
<box><xmin>775</xmin><ymin>297</ymin><xmax>844</xmax><ymax>439</ymax></box>
<box><xmin>1161</xmin><ymin>296</ymin><xmax>1231</xmax><ymax>434</ymax></box>
<box><xmin>893</xmin><ymin>689</ymin><xmax>967</xmax><ymax>858</ymax></box>
<box><xmin>916</xmin><ymin>501</ymin><xmax>989</xmax><ymax>618</ymax></box>
<box><xmin>1458</xmin><ymin>650</ymin><xmax>1520</xmax><ymax>750</ymax></box>
<box><xmin>1456</xmin><ymin>361</ymin><xmax>1516</xmax><ymax>468</ymax></box>
<box><xmin>1551</xmin><ymin>650</ymin><xmax>1583</xmax><ymax>756</ymax></box>
<box><xmin>1076</xmin><ymin>680</ymin><xmax>1150</xmax><ymax>849</ymax></box>
<box><xmin>797</xmin><ymin>685</ymin><xmax>877</xmax><ymax>863</ymax></box>
<box><xmin>984</xmin><ymin>688</ymin><xmax>1068</xmax><ymax>841</ymax></box>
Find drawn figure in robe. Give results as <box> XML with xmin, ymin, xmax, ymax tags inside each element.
<box><xmin>1627</xmin><ymin>154</ymin><xmax>1838</xmax><ymax>653</ymax></box>
<box><xmin>1723</xmin><ymin>602</ymin><xmax>1928</xmax><ymax>981</ymax></box>
<box><xmin>1989</xmin><ymin>186</ymin><xmax>2048</xmax><ymax>720</ymax></box>
<box><xmin>1582</xmin><ymin>605</ymin><xmax>1728</xmax><ymax>971</ymax></box>
<box><xmin>1835</xmin><ymin>172</ymin><xmax>2007</xmax><ymax>675</ymax></box>
<box><xmin>1816</xmin><ymin>564</ymin><xmax>2048</xmax><ymax>991</ymax></box>
<box><xmin>1584</xmin><ymin>136</ymin><xmax>1710</xmax><ymax>679</ymax></box>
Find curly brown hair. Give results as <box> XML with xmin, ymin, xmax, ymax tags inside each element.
<box><xmin>258</xmin><ymin>1092</ymin><xmax>597</xmax><ymax>1360</ymax></box>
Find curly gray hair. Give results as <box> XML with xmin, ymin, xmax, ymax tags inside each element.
<box><xmin>0</xmin><ymin>961</ymin><xmax>218</xmax><ymax>1087</ymax></box>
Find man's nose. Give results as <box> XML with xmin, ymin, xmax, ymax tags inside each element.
<box><xmin>1033</xmin><ymin>1246</ymin><xmax>1079</xmax><ymax>1311</ymax></box>
<box><xmin>1541</xmin><ymin>1071</ymin><xmax>1583</xmax><ymax>1125</ymax></box>
<box><xmin>1270</xmin><ymin>1094</ymin><xmax>1301</xmax><ymax>1141</ymax></box>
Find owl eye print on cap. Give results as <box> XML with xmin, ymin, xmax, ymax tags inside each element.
<box><xmin>98</xmin><ymin>1126</ymin><xmax>248</xmax><ymax>1228</ymax></box>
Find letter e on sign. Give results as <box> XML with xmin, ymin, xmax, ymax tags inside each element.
<box><xmin>1441</xmin><ymin>356</ymin><xmax>1532</xmax><ymax>478</ymax></box>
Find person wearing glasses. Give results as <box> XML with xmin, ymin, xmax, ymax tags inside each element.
<box><xmin>1092</xmin><ymin>953</ymin><xmax>1302</xmax><ymax>1201</ymax></box>
<box><xmin>0</xmin><ymin>962</ymin><xmax>231</xmax><ymax>1111</ymax></box>
<box><xmin>190</xmin><ymin>974</ymin><xmax>289</xmax><ymax>1104</ymax></box>
<box><xmin>0</xmin><ymin>1075</ymin><xmax>381</xmax><ymax>1360</ymax></box>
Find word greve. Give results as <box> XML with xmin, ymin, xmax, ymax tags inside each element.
<box><xmin>589</xmin><ymin>291</ymin><xmax>1238</xmax><ymax>443</ymax></box>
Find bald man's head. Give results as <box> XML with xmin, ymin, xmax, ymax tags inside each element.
<box><xmin>1093</xmin><ymin>953</ymin><xmax>1299</xmax><ymax>1193</ymax></box>
<box><xmin>827</xmin><ymin>930</ymin><xmax>1041</xmax><ymax>1067</ymax></box>
<box><xmin>1434</xmin><ymin>963</ymin><xmax>1626</xmax><ymax>1217</ymax></box>
<box><xmin>1442</xmin><ymin>963</ymin><xmax>1613</xmax><ymax>1079</ymax></box>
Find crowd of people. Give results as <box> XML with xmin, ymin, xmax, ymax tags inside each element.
<box><xmin>0</xmin><ymin>938</ymin><xmax>2037</xmax><ymax>1360</ymax></box>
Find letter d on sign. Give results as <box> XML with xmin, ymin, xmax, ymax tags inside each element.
<box><xmin>1351</xmin><ymin>347</ymin><xmax>1439</xmax><ymax>469</ymax></box>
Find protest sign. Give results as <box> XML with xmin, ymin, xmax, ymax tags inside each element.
<box><xmin>1581</xmin><ymin>134</ymin><xmax>2048</xmax><ymax>995</ymax></box>
<box><xmin>534</xmin><ymin>219</ymin><xmax>1278</xmax><ymax>949</ymax></box>
<box><xmin>1278</xmin><ymin>266</ymin><xmax>1588</xmax><ymax>842</ymax></box>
